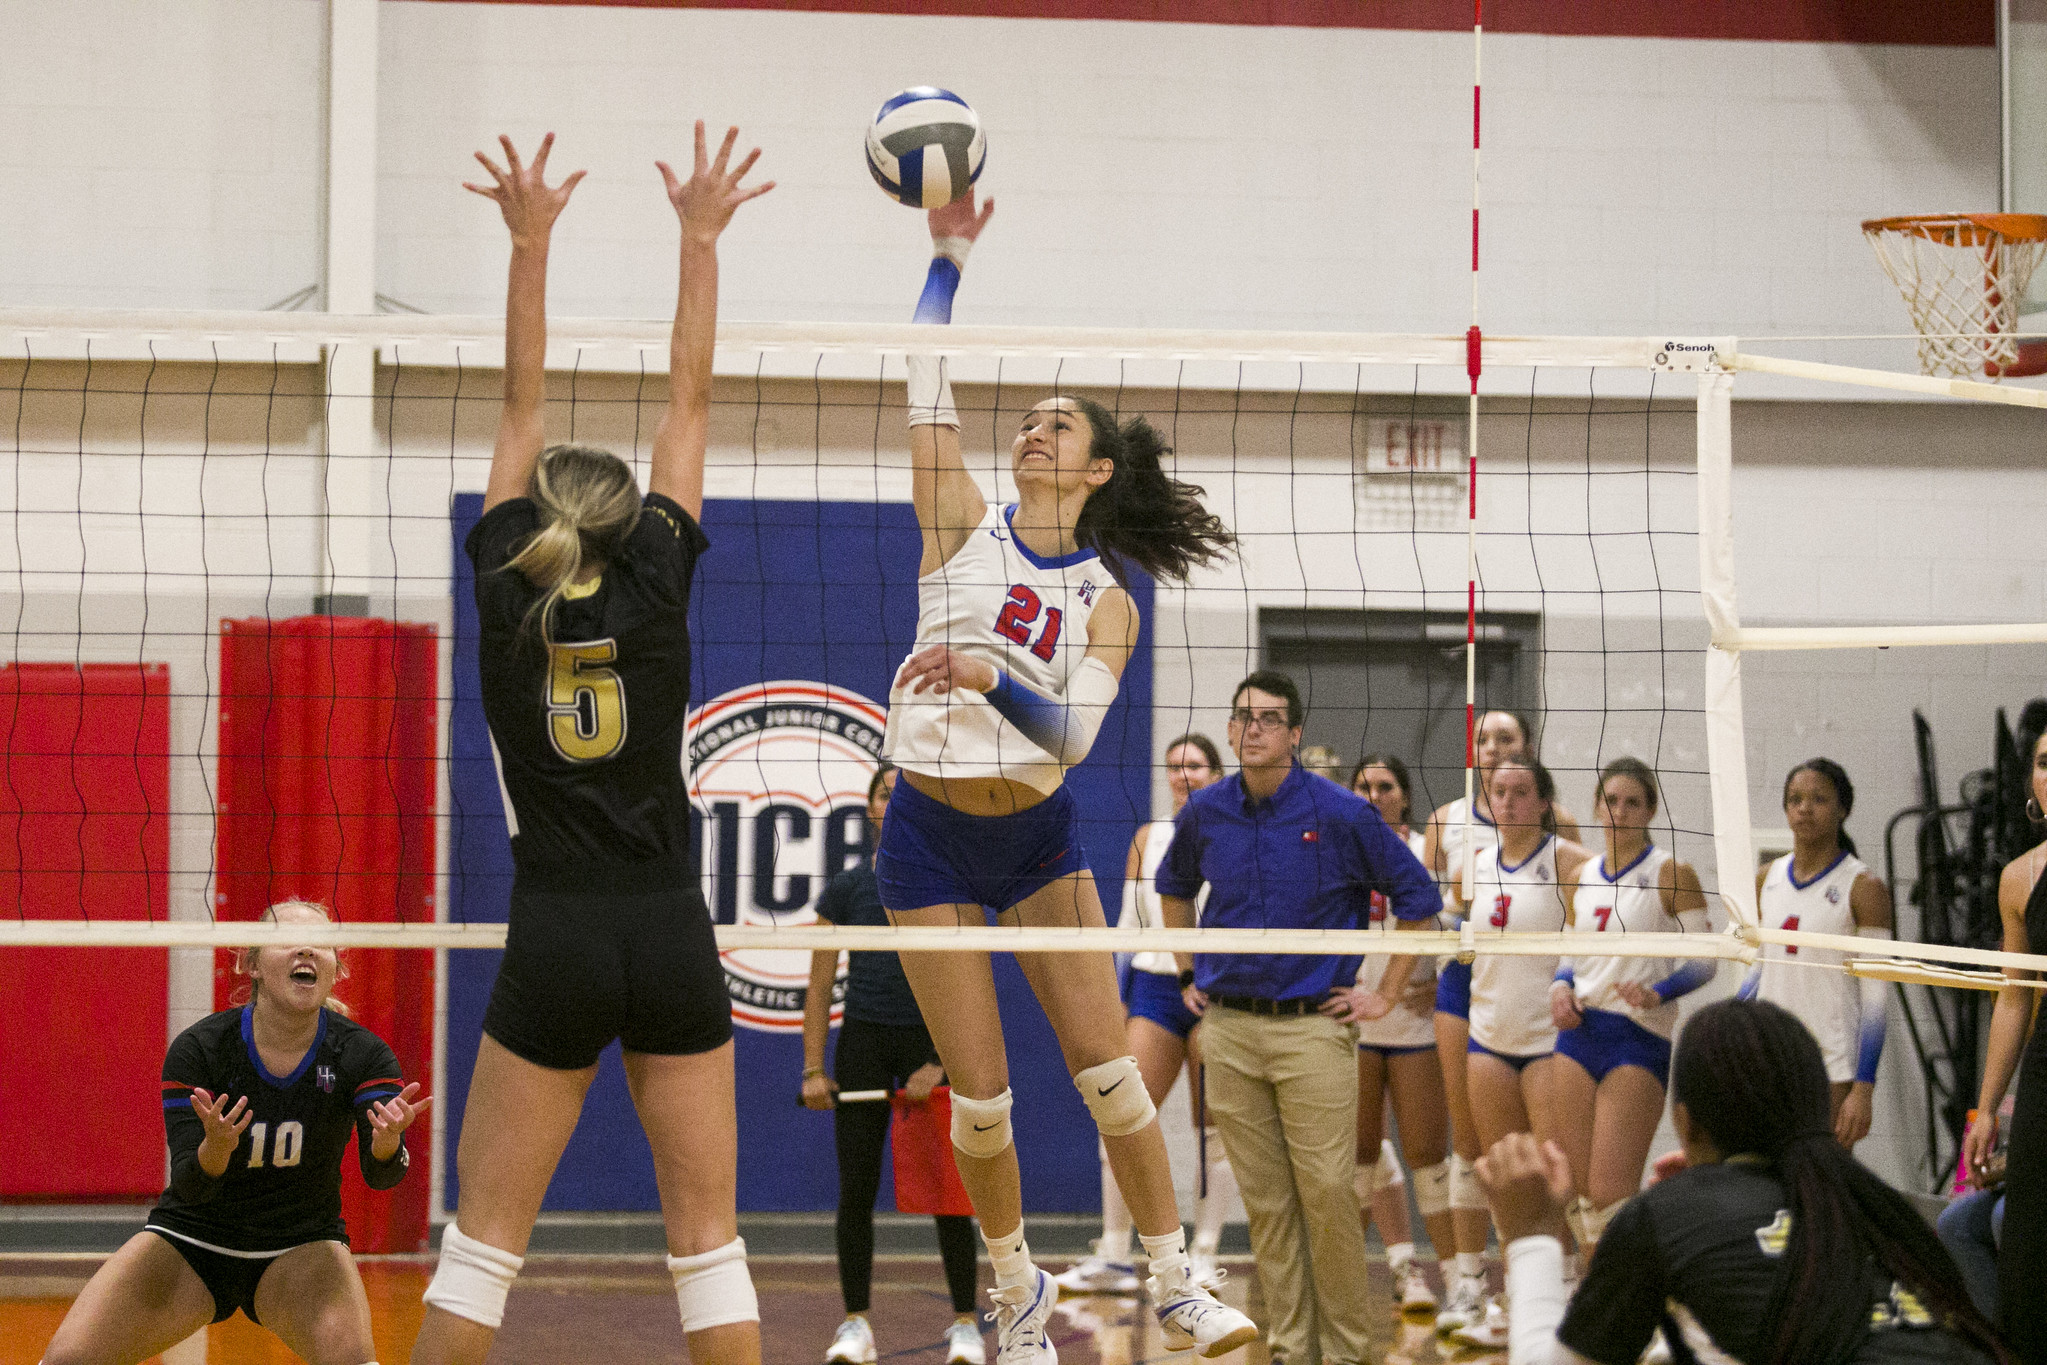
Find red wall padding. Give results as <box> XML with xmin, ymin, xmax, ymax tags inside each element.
<box><xmin>215</xmin><ymin>617</ymin><xmax>438</xmax><ymax>1252</ymax></box>
<box><xmin>0</xmin><ymin>663</ymin><xmax>171</xmax><ymax>1200</ymax></box>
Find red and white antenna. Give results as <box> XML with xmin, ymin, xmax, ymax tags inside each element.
<box><xmin>1460</xmin><ymin>0</ymin><xmax>1484</xmax><ymax>895</ymax></box>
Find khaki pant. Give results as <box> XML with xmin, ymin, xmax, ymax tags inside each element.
<box><xmin>1200</xmin><ymin>1008</ymin><xmax>1370</xmax><ymax>1365</ymax></box>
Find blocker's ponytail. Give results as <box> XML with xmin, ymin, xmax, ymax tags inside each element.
<box><xmin>503</xmin><ymin>444</ymin><xmax>642</xmax><ymax>644</ymax></box>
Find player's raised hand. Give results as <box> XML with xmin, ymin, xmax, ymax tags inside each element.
<box><xmin>465</xmin><ymin>133</ymin><xmax>586</xmax><ymax>248</ymax></box>
<box><xmin>894</xmin><ymin>643</ymin><xmax>997</xmax><ymax>697</ymax></box>
<box><xmin>659</xmin><ymin>121</ymin><xmax>774</xmax><ymax>246</ymax></box>
<box><xmin>368</xmin><ymin>1083</ymin><xmax>432</xmax><ymax>1140</ymax></box>
<box><xmin>190</xmin><ymin>1088</ymin><xmax>253</xmax><ymax>1146</ymax></box>
<box><xmin>928</xmin><ymin>187</ymin><xmax>994</xmax><ymax>251</ymax></box>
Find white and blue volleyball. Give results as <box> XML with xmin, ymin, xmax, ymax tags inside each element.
<box><xmin>865</xmin><ymin>87</ymin><xmax>986</xmax><ymax>210</ymax></box>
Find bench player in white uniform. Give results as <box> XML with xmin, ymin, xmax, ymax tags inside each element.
<box><xmin>874</xmin><ymin>191</ymin><xmax>1255</xmax><ymax>1365</ymax></box>
<box><xmin>1339</xmin><ymin>754</ymin><xmax>1465</xmax><ymax>1317</ymax></box>
<box><xmin>1420</xmin><ymin>712</ymin><xmax>1582</xmax><ymax>1331</ymax></box>
<box><xmin>1057</xmin><ymin>733</ymin><xmax>1237</xmax><ymax>1296</ymax></box>
<box><xmin>1740</xmin><ymin>757</ymin><xmax>1893</xmax><ymax>1148</ymax></box>
<box><xmin>1548</xmin><ymin>757</ymin><xmax>1711</xmax><ymax>1258</ymax></box>
<box><xmin>1447</xmin><ymin>758</ymin><xmax>1591</xmax><ymax>1351</ymax></box>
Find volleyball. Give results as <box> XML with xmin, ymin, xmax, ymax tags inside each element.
<box><xmin>865</xmin><ymin>86</ymin><xmax>985</xmax><ymax>209</ymax></box>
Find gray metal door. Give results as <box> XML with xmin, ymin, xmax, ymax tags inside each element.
<box><xmin>1262</xmin><ymin>609</ymin><xmax>1537</xmax><ymax>817</ymax></box>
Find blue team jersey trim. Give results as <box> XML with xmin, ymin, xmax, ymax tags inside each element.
<box><xmin>241</xmin><ymin>1004</ymin><xmax>327</xmax><ymax>1090</ymax></box>
<box><xmin>1786</xmin><ymin>848</ymin><xmax>1850</xmax><ymax>891</ymax></box>
<box><xmin>1002</xmin><ymin>504</ymin><xmax>1099</xmax><ymax>571</ymax></box>
<box><xmin>352</xmin><ymin>1086</ymin><xmax>401</xmax><ymax>1106</ymax></box>
<box><xmin>1498</xmin><ymin>834</ymin><xmax>1554</xmax><ymax>876</ymax></box>
<box><xmin>163</xmin><ymin>1097</ymin><xmax>192</xmax><ymax>1110</ymax></box>
<box><xmin>1600</xmin><ymin>843</ymin><xmax>1657</xmax><ymax>883</ymax></box>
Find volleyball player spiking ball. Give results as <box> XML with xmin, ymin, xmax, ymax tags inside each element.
<box><xmin>875</xmin><ymin>190</ymin><xmax>1258</xmax><ymax>1364</ymax></box>
<box><xmin>39</xmin><ymin>900</ymin><xmax>426</xmax><ymax>1365</ymax></box>
<box><xmin>410</xmin><ymin>126</ymin><xmax>771</xmax><ymax>1365</ymax></box>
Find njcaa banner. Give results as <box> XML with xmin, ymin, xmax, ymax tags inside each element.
<box><xmin>446</xmin><ymin>495</ymin><xmax>1152</xmax><ymax>1214</ymax></box>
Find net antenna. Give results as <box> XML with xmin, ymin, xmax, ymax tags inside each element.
<box><xmin>1863</xmin><ymin>213</ymin><xmax>2047</xmax><ymax>379</ymax></box>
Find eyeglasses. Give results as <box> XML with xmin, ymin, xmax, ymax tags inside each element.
<box><xmin>1228</xmin><ymin>708</ymin><xmax>1291</xmax><ymax>733</ymax></box>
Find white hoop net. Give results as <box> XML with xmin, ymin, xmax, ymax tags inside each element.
<box><xmin>1863</xmin><ymin>213</ymin><xmax>2047</xmax><ymax>379</ymax></box>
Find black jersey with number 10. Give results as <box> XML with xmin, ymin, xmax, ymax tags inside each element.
<box><xmin>466</xmin><ymin>493</ymin><xmax>710</xmax><ymax>885</ymax></box>
<box><xmin>149</xmin><ymin>1007</ymin><xmax>409</xmax><ymax>1255</ymax></box>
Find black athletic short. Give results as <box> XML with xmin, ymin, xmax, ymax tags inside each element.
<box><xmin>147</xmin><ymin>1228</ymin><xmax>303</xmax><ymax>1324</ymax></box>
<box><xmin>484</xmin><ymin>877</ymin><xmax>732</xmax><ymax>1070</ymax></box>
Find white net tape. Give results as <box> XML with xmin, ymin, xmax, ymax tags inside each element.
<box><xmin>1863</xmin><ymin>215</ymin><xmax>2047</xmax><ymax>379</ymax></box>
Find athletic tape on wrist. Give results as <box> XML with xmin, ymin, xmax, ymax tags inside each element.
<box><xmin>906</xmin><ymin>353</ymin><xmax>958</xmax><ymax>429</ymax></box>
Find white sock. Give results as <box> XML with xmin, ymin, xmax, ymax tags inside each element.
<box><xmin>1193</xmin><ymin>1130</ymin><xmax>1235</xmax><ymax>1252</ymax></box>
<box><xmin>1140</xmin><ymin>1227</ymin><xmax>1189</xmax><ymax>1278</ymax></box>
<box><xmin>1098</xmin><ymin>1141</ymin><xmax>1134</xmax><ymax>1261</ymax></box>
<box><xmin>1457</xmin><ymin>1251</ymin><xmax>1484</xmax><ymax>1280</ymax></box>
<box><xmin>1387</xmin><ymin>1241</ymin><xmax>1415</xmax><ymax>1273</ymax></box>
<box><xmin>983</xmin><ymin>1223</ymin><xmax>1034</xmax><ymax>1289</ymax></box>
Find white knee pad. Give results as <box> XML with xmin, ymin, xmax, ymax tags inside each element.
<box><xmin>423</xmin><ymin>1223</ymin><xmax>524</xmax><ymax>1329</ymax></box>
<box><xmin>950</xmin><ymin>1087</ymin><xmax>1015</xmax><ymax>1159</ymax></box>
<box><xmin>668</xmin><ymin>1236</ymin><xmax>759</xmax><ymax>1332</ymax></box>
<box><xmin>1449</xmin><ymin>1153</ymin><xmax>1488</xmax><ymax>1213</ymax></box>
<box><xmin>1411</xmin><ymin>1159</ymin><xmax>1452</xmax><ymax>1217</ymax></box>
<box><xmin>1380</xmin><ymin>1139</ymin><xmax>1406</xmax><ymax>1186</ymax></box>
<box><xmin>1074</xmin><ymin>1056</ymin><xmax>1156</xmax><ymax>1138</ymax></box>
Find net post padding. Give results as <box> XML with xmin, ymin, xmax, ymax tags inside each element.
<box><xmin>1862</xmin><ymin>212</ymin><xmax>2047</xmax><ymax>379</ymax></box>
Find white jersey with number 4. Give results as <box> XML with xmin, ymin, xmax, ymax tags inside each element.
<box><xmin>1467</xmin><ymin>836</ymin><xmax>1568</xmax><ymax>1057</ymax></box>
<box><xmin>882</xmin><ymin>503</ymin><xmax>1113</xmax><ymax>796</ymax></box>
<box><xmin>1355</xmin><ymin>830</ymin><xmax>1438</xmax><ymax>1049</ymax></box>
<box><xmin>1755</xmin><ymin>850</ymin><xmax>1867</xmax><ymax>1082</ymax></box>
<box><xmin>1570</xmin><ymin>845</ymin><xmax>1684</xmax><ymax>1037</ymax></box>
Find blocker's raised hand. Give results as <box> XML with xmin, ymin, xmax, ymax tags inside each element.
<box><xmin>465</xmin><ymin>133</ymin><xmax>586</xmax><ymax>248</ymax></box>
<box><xmin>659</xmin><ymin>121</ymin><xmax>774</xmax><ymax>245</ymax></box>
<box><xmin>368</xmin><ymin>1082</ymin><xmax>432</xmax><ymax>1161</ymax></box>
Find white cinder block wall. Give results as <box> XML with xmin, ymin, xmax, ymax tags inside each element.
<box><xmin>0</xmin><ymin>2</ymin><xmax>2034</xmax><ymax>1200</ymax></box>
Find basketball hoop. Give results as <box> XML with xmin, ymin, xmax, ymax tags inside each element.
<box><xmin>1862</xmin><ymin>213</ymin><xmax>2047</xmax><ymax>379</ymax></box>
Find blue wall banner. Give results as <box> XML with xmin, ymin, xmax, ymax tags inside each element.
<box><xmin>446</xmin><ymin>493</ymin><xmax>1153</xmax><ymax>1213</ymax></box>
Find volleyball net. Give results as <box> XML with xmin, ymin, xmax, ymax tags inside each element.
<box><xmin>1</xmin><ymin>307</ymin><xmax>2044</xmax><ymax>994</ymax></box>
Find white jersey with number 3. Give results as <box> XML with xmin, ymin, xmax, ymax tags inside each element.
<box><xmin>1756</xmin><ymin>850</ymin><xmax>1867</xmax><ymax>1082</ymax></box>
<box><xmin>1570</xmin><ymin>845</ymin><xmax>1682</xmax><ymax>1037</ymax></box>
<box><xmin>1467</xmin><ymin>836</ymin><xmax>1567</xmax><ymax>1057</ymax></box>
<box><xmin>1355</xmin><ymin>830</ymin><xmax>1438</xmax><ymax>1049</ymax></box>
<box><xmin>882</xmin><ymin>503</ymin><xmax>1112</xmax><ymax>795</ymax></box>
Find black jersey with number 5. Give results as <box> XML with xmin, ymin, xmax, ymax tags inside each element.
<box><xmin>148</xmin><ymin>1007</ymin><xmax>410</xmax><ymax>1254</ymax></box>
<box><xmin>466</xmin><ymin>492</ymin><xmax>710</xmax><ymax>885</ymax></box>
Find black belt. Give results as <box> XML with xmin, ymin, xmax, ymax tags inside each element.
<box><xmin>1209</xmin><ymin>993</ymin><xmax>1320</xmax><ymax>1017</ymax></box>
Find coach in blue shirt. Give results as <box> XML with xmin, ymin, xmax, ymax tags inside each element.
<box><xmin>1158</xmin><ymin>669</ymin><xmax>1438</xmax><ymax>1365</ymax></box>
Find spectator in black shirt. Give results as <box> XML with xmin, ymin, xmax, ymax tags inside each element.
<box><xmin>1477</xmin><ymin>997</ymin><xmax>2008</xmax><ymax>1365</ymax></box>
<box><xmin>39</xmin><ymin>900</ymin><xmax>425</xmax><ymax>1365</ymax></box>
<box><xmin>803</xmin><ymin>765</ymin><xmax>983</xmax><ymax>1365</ymax></box>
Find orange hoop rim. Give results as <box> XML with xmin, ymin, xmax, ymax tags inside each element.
<box><xmin>1861</xmin><ymin>212</ymin><xmax>2047</xmax><ymax>245</ymax></box>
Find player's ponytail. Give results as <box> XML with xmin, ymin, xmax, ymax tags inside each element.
<box><xmin>503</xmin><ymin>444</ymin><xmax>642</xmax><ymax>644</ymax></box>
<box><xmin>1782</xmin><ymin>757</ymin><xmax>1858</xmax><ymax>858</ymax></box>
<box><xmin>232</xmin><ymin>900</ymin><xmax>352</xmax><ymax>1017</ymax></box>
<box><xmin>1671</xmin><ymin>999</ymin><xmax>2010</xmax><ymax>1365</ymax></box>
<box><xmin>1069</xmin><ymin>398</ymin><xmax>1234</xmax><ymax>585</ymax></box>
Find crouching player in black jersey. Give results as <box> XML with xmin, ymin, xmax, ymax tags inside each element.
<box><xmin>410</xmin><ymin>126</ymin><xmax>771</xmax><ymax>1365</ymax></box>
<box><xmin>1476</xmin><ymin>998</ymin><xmax>2010</xmax><ymax>1365</ymax></box>
<box><xmin>39</xmin><ymin>899</ymin><xmax>426</xmax><ymax>1365</ymax></box>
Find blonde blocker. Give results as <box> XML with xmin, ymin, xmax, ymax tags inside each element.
<box><xmin>231</xmin><ymin>899</ymin><xmax>352</xmax><ymax>1017</ymax></box>
<box><xmin>502</xmin><ymin>445</ymin><xmax>644</xmax><ymax>644</ymax></box>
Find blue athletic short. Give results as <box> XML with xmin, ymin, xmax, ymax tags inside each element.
<box><xmin>1124</xmin><ymin>967</ymin><xmax>1201</xmax><ymax>1039</ymax></box>
<box><xmin>1467</xmin><ymin>1037</ymin><xmax>1550</xmax><ymax>1071</ymax></box>
<box><xmin>875</xmin><ymin>776</ymin><xmax>1091</xmax><ymax>913</ymax></box>
<box><xmin>1555</xmin><ymin>1005</ymin><xmax>1672</xmax><ymax>1088</ymax></box>
<box><xmin>1359</xmin><ymin>1041</ymin><xmax>1435</xmax><ymax>1058</ymax></box>
<box><xmin>1435</xmin><ymin>959</ymin><xmax>1472</xmax><ymax>1019</ymax></box>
